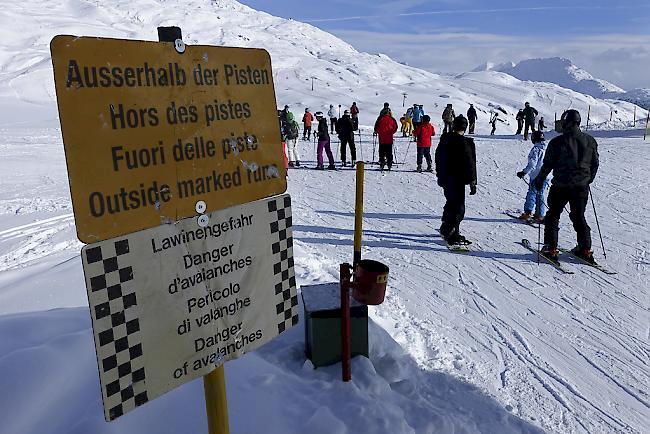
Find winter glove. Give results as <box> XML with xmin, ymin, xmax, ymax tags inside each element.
<box><xmin>469</xmin><ymin>183</ymin><xmax>477</xmax><ymax>195</ymax></box>
<box><xmin>517</xmin><ymin>171</ymin><xmax>525</xmax><ymax>179</ymax></box>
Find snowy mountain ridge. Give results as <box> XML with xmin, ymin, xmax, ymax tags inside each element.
<box><xmin>0</xmin><ymin>0</ymin><xmax>642</xmax><ymax>130</ymax></box>
<box><xmin>476</xmin><ymin>57</ymin><xmax>650</xmax><ymax>110</ymax></box>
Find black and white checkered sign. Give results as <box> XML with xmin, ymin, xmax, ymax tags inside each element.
<box><xmin>84</xmin><ymin>239</ymin><xmax>148</xmax><ymax>421</ymax></box>
<box><xmin>268</xmin><ymin>196</ymin><xmax>299</xmax><ymax>333</ymax></box>
<box><xmin>82</xmin><ymin>194</ymin><xmax>298</xmax><ymax>422</ymax></box>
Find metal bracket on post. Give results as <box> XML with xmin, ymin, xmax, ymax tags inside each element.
<box><xmin>157</xmin><ymin>26</ymin><xmax>185</xmax><ymax>53</ymax></box>
<box><xmin>157</xmin><ymin>26</ymin><xmax>182</xmax><ymax>42</ymax></box>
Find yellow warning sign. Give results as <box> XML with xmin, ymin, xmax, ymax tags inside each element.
<box><xmin>51</xmin><ymin>35</ymin><xmax>286</xmax><ymax>243</ymax></box>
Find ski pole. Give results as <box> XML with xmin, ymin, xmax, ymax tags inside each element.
<box><xmin>537</xmin><ymin>218</ymin><xmax>541</xmax><ymax>265</ymax></box>
<box><xmin>402</xmin><ymin>138</ymin><xmax>412</xmax><ymax>165</ymax></box>
<box><xmin>372</xmin><ymin>134</ymin><xmax>376</xmax><ymax>163</ymax></box>
<box><xmin>589</xmin><ymin>186</ymin><xmax>607</xmax><ymax>259</ymax></box>
<box><xmin>358</xmin><ymin>135</ymin><xmax>363</xmax><ymax>162</ymax></box>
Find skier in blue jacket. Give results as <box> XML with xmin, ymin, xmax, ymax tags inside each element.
<box><xmin>516</xmin><ymin>130</ymin><xmax>550</xmax><ymax>222</ymax></box>
<box><xmin>411</xmin><ymin>104</ymin><xmax>424</xmax><ymax>129</ymax></box>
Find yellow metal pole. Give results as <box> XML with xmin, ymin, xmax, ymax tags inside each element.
<box><xmin>353</xmin><ymin>162</ymin><xmax>364</xmax><ymax>268</ymax></box>
<box><xmin>203</xmin><ymin>365</ymin><xmax>229</xmax><ymax>434</ymax></box>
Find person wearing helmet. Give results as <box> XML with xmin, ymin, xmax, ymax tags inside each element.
<box><xmin>350</xmin><ymin>102</ymin><xmax>359</xmax><ymax>131</ymax></box>
<box><xmin>336</xmin><ymin>109</ymin><xmax>356</xmax><ymax>166</ymax></box>
<box><xmin>328</xmin><ymin>104</ymin><xmax>338</xmax><ymax>134</ymax></box>
<box><xmin>515</xmin><ymin>109</ymin><xmax>525</xmax><ymax>135</ymax></box>
<box><xmin>314</xmin><ymin>112</ymin><xmax>335</xmax><ymax>170</ymax></box>
<box><xmin>522</xmin><ymin>102</ymin><xmax>539</xmax><ymax>140</ymax></box>
<box><xmin>435</xmin><ymin>114</ymin><xmax>477</xmax><ymax>245</ymax></box>
<box><xmin>373</xmin><ymin>108</ymin><xmax>398</xmax><ymax>170</ymax></box>
<box><xmin>411</xmin><ymin>104</ymin><xmax>423</xmax><ymax>130</ymax></box>
<box><xmin>302</xmin><ymin>108</ymin><xmax>314</xmax><ymax>141</ymax></box>
<box><xmin>413</xmin><ymin>114</ymin><xmax>436</xmax><ymax>172</ymax></box>
<box><xmin>467</xmin><ymin>104</ymin><xmax>477</xmax><ymax>134</ymax></box>
<box><xmin>489</xmin><ymin>112</ymin><xmax>499</xmax><ymax>135</ymax></box>
<box><xmin>442</xmin><ymin>103</ymin><xmax>455</xmax><ymax>134</ymax></box>
<box><xmin>533</xmin><ymin>109</ymin><xmax>599</xmax><ymax>263</ymax></box>
<box><xmin>516</xmin><ymin>130</ymin><xmax>549</xmax><ymax>222</ymax></box>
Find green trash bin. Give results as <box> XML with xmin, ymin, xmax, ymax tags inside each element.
<box><xmin>301</xmin><ymin>282</ymin><xmax>369</xmax><ymax>367</ymax></box>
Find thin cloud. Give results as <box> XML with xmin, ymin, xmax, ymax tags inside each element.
<box><xmin>330</xmin><ymin>29</ymin><xmax>650</xmax><ymax>89</ymax></box>
<box><xmin>306</xmin><ymin>5</ymin><xmax>650</xmax><ymax>23</ymax></box>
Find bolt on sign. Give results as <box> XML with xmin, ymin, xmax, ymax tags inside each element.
<box><xmin>50</xmin><ymin>35</ymin><xmax>286</xmax><ymax>243</ymax></box>
<box><xmin>82</xmin><ymin>194</ymin><xmax>298</xmax><ymax>421</ymax></box>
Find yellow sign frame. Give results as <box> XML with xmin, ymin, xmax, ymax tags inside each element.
<box><xmin>51</xmin><ymin>35</ymin><xmax>286</xmax><ymax>243</ymax></box>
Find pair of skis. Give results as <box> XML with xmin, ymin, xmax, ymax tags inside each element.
<box><xmin>521</xmin><ymin>239</ymin><xmax>616</xmax><ymax>275</ymax></box>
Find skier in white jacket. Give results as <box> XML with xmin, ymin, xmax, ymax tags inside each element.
<box><xmin>328</xmin><ymin>104</ymin><xmax>338</xmax><ymax>134</ymax></box>
<box><xmin>516</xmin><ymin>130</ymin><xmax>550</xmax><ymax>222</ymax></box>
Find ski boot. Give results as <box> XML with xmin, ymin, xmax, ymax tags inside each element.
<box><xmin>327</xmin><ymin>164</ymin><xmax>336</xmax><ymax>170</ymax></box>
<box><xmin>517</xmin><ymin>211</ymin><xmax>532</xmax><ymax>221</ymax></box>
<box><xmin>295</xmin><ymin>161</ymin><xmax>301</xmax><ymax>168</ymax></box>
<box><xmin>570</xmin><ymin>247</ymin><xmax>596</xmax><ymax>264</ymax></box>
<box><xmin>447</xmin><ymin>232</ymin><xmax>471</xmax><ymax>246</ymax></box>
<box><xmin>532</xmin><ymin>214</ymin><xmax>544</xmax><ymax>224</ymax></box>
<box><xmin>425</xmin><ymin>164</ymin><xmax>433</xmax><ymax>172</ymax></box>
<box><xmin>416</xmin><ymin>165</ymin><xmax>422</xmax><ymax>172</ymax></box>
<box><xmin>540</xmin><ymin>245</ymin><xmax>559</xmax><ymax>262</ymax></box>
<box><xmin>288</xmin><ymin>161</ymin><xmax>294</xmax><ymax>168</ymax></box>
<box><xmin>315</xmin><ymin>165</ymin><xmax>324</xmax><ymax>170</ymax></box>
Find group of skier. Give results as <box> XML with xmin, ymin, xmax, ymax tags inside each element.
<box><xmin>434</xmin><ymin>107</ymin><xmax>599</xmax><ymax>265</ymax></box>
<box><xmin>279</xmin><ymin>101</ymin><xmax>601</xmax><ymax>265</ymax></box>
<box><xmin>278</xmin><ymin>103</ymin><xmax>360</xmax><ymax>170</ymax></box>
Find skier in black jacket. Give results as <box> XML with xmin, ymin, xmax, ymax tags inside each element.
<box><xmin>467</xmin><ymin>104</ymin><xmax>477</xmax><ymax>134</ymax></box>
<box><xmin>336</xmin><ymin>110</ymin><xmax>356</xmax><ymax>166</ymax></box>
<box><xmin>533</xmin><ymin>109</ymin><xmax>599</xmax><ymax>262</ymax></box>
<box><xmin>522</xmin><ymin>102</ymin><xmax>538</xmax><ymax>140</ymax></box>
<box><xmin>435</xmin><ymin>115</ymin><xmax>477</xmax><ymax>245</ymax></box>
<box><xmin>515</xmin><ymin>110</ymin><xmax>524</xmax><ymax>135</ymax></box>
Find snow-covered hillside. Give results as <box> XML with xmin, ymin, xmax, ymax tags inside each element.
<box><xmin>478</xmin><ymin>57</ymin><xmax>650</xmax><ymax>111</ymax></box>
<box><xmin>1</xmin><ymin>1</ymin><xmax>649</xmax><ymax>434</ymax></box>
<box><xmin>0</xmin><ymin>0</ymin><xmax>644</xmax><ymax>131</ymax></box>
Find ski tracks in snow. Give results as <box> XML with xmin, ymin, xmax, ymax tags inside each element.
<box><xmin>288</xmin><ymin>134</ymin><xmax>649</xmax><ymax>433</ymax></box>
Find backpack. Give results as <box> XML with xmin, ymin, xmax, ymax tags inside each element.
<box><xmin>287</xmin><ymin>121</ymin><xmax>299</xmax><ymax>139</ymax></box>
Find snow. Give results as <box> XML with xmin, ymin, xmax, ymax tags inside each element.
<box><xmin>0</xmin><ymin>1</ymin><xmax>649</xmax><ymax>434</ymax></box>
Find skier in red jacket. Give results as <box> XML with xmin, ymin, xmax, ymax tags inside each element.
<box><xmin>302</xmin><ymin>108</ymin><xmax>314</xmax><ymax>140</ymax></box>
<box><xmin>374</xmin><ymin>108</ymin><xmax>398</xmax><ymax>170</ymax></box>
<box><xmin>413</xmin><ymin>114</ymin><xmax>435</xmax><ymax>172</ymax></box>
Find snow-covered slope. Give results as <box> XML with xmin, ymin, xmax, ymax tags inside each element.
<box><xmin>0</xmin><ymin>0</ymin><xmax>643</xmax><ymax>130</ymax></box>
<box><xmin>479</xmin><ymin>57</ymin><xmax>650</xmax><ymax>110</ymax></box>
<box><xmin>1</xmin><ymin>1</ymin><xmax>649</xmax><ymax>434</ymax></box>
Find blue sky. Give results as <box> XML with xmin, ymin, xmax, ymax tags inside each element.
<box><xmin>238</xmin><ymin>0</ymin><xmax>650</xmax><ymax>89</ymax></box>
